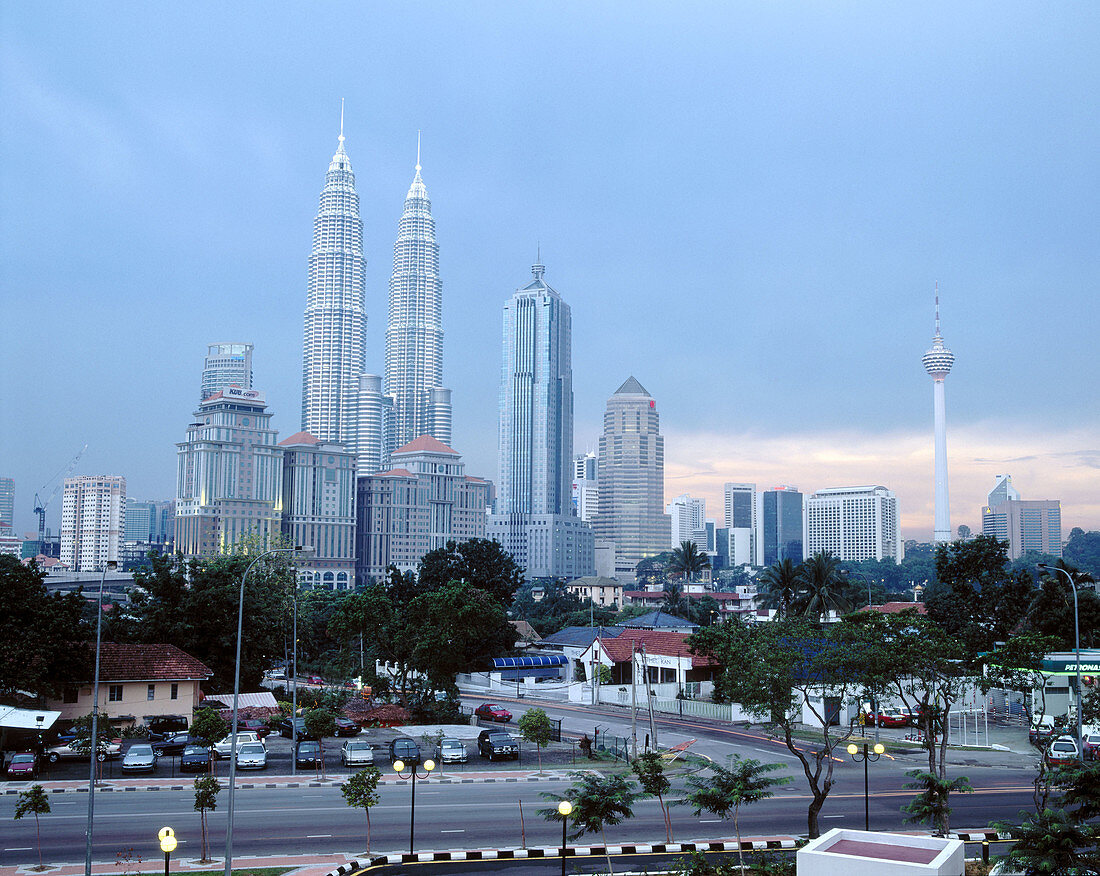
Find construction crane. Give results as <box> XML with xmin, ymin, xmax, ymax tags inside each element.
<box><xmin>33</xmin><ymin>444</ymin><xmax>87</xmax><ymax>543</ymax></box>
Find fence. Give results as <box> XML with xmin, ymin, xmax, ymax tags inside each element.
<box><xmin>593</xmin><ymin>730</ymin><xmax>630</xmax><ymax>761</ymax></box>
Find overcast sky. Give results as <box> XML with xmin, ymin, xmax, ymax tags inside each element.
<box><xmin>2</xmin><ymin>3</ymin><xmax>1098</xmax><ymax>541</ymax></box>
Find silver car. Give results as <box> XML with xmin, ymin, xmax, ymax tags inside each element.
<box><xmin>341</xmin><ymin>739</ymin><xmax>374</xmax><ymax>767</ymax></box>
<box><xmin>121</xmin><ymin>743</ymin><xmax>157</xmax><ymax>773</ymax></box>
<box><xmin>235</xmin><ymin>742</ymin><xmax>267</xmax><ymax>770</ymax></box>
<box><xmin>438</xmin><ymin>738</ymin><xmax>468</xmax><ymax>764</ymax></box>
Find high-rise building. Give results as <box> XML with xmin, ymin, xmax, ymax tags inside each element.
<box><xmin>355</xmin><ymin>435</ymin><xmax>489</xmax><ymax>583</ymax></box>
<box><xmin>593</xmin><ymin>377</ymin><xmax>669</xmax><ymax>578</ymax></box>
<box><xmin>922</xmin><ymin>293</ymin><xmax>954</xmax><ymax>543</ymax></box>
<box><xmin>981</xmin><ymin>475</ymin><xmax>1061</xmax><ymax>560</ymax></box>
<box><xmin>301</xmin><ymin>121</ymin><xmax>367</xmax><ymax>454</ymax></box>
<box><xmin>488</xmin><ymin>260</ymin><xmax>593</xmax><ymax>579</ymax></box>
<box><xmin>0</xmin><ymin>476</ymin><xmax>13</xmax><ymax>535</ymax></box>
<box><xmin>667</xmin><ymin>494</ymin><xmax>707</xmax><ymax>551</ymax></box>
<box><xmin>175</xmin><ymin>388</ymin><xmax>283</xmax><ymax>556</ymax></box>
<box><xmin>723</xmin><ymin>483</ymin><xmax>759</xmax><ymax>566</ymax></box>
<box><xmin>123</xmin><ymin>499</ymin><xmax>174</xmax><ymax>545</ymax></box>
<box><xmin>384</xmin><ymin>143</ymin><xmax>451</xmax><ymax>449</ymax></box>
<box><xmin>572</xmin><ymin>452</ymin><xmax>599</xmax><ymax>522</ymax></box>
<box><xmin>762</xmin><ymin>486</ymin><xmax>804</xmax><ymax>566</ymax></box>
<box><xmin>60</xmin><ymin>475</ymin><xmax>125</xmax><ymax>571</ymax></box>
<box><xmin>279</xmin><ymin>432</ymin><xmax>356</xmax><ymax>589</ymax></box>
<box><xmin>201</xmin><ymin>343</ymin><xmax>253</xmax><ymax>401</ymax></box>
<box><xmin>805</xmin><ymin>485</ymin><xmax>903</xmax><ymax>562</ymax></box>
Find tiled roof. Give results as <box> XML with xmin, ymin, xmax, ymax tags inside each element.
<box><xmin>92</xmin><ymin>644</ymin><xmax>212</xmax><ymax>682</ymax></box>
<box><xmin>540</xmin><ymin>626</ymin><xmax>625</xmax><ymax>648</ymax></box>
<box><xmin>624</xmin><ymin>590</ymin><xmax>745</xmax><ymax>602</ymax></box>
<box><xmin>596</xmin><ymin>629</ymin><xmax>715</xmax><ymax>667</ymax></box>
<box><xmin>622</xmin><ymin>609</ymin><xmax>697</xmax><ymax>629</ymax></box>
<box><xmin>858</xmin><ymin>602</ymin><xmax>927</xmax><ymax>615</ymax></box>
<box><xmin>278</xmin><ymin>431</ymin><xmax>320</xmax><ymax>446</ymax></box>
<box><xmin>392</xmin><ymin>435</ymin><xmax>459</xmax><ymax>456</ymax></box>
<box><xmin>374</xmin><ymin>468</ymin><xmax>415</xmax><ymax>478</ymax></box>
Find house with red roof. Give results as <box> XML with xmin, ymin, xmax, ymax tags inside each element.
<box><xmin>46</xmin><ymin>643</ymin><xmax>212</xmax><ymax>728</ymax></box>
<box><xmin>577</xmin><ymin>629</ymin><xmax>717</xmax><ymax>689</ymax></box>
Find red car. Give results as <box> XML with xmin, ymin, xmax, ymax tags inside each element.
<box><xmin>307</xmin><ymin>675</ymin><xmax>324</xmax><ymax>686</ymax></box>
<box><xmin>875</xmin><ymin>711</ymin><xmax>909</xmax><ymax>728</ymax></box>
<box><xmin>474</xmin><ymin>703</ymin><xmax>512</xmax><ymax>723</ymax></box>
<box><xmin>6</xmin><ymin>752</ymin><xmax>38</xmax><ymax>779</ymax></box>
<box><xmin>235</xmin><ymin>718</ymin><xmax>271</xmax><ymax>739</ymax></box>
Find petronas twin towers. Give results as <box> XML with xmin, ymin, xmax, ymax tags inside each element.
<box><xmin>301</xmin><ymin>121</ymin><xmax>451</xmax><ymax>473</ymax></box>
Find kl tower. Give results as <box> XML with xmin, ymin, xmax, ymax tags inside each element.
<box><xmin>922</xmin><ymin>290</ymin><xmax>955</xmax><ymax>543</ymax></box>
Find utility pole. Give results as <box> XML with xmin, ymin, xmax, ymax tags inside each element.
<box><xmin>640</xmin><ymin>644</ymin><xmax>658</xmax><ymax>750</ymax></box>
<box><xmin>630</xmin><ymin>640</ymin><xmax>638</xmax><ymax>760</ymax></box>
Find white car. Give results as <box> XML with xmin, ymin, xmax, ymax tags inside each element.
<box><xmin>213</xmin><ymin>731</ymin><xmax>263</xmax><ymax>759</ymax></box>
<box><xmin>341</xmin><ymin>739</ymin><xmax>374</xmax><ymax>767</ymax></box>
<box><xmin>235</xmin><ymin>742</ymin><xmax>267</xmax><ymax>770</ymax></box>
<box><xmin>46</xmin><ymin>740</ymin><xmax>121</xmax><ymax>763</ymax></box>
<box><xmin>438</xmin><ymin>738</ymin><xmax>468</xmax><ymax>764</ymax></box>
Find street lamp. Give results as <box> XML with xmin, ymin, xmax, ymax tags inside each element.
<box><xmin>847</xmin><ymin>742</ymin><xmax>885</xmax><ymax>831</ymax></box>
<box><xmin>1037</xmin><ymin>563</ymin><xmax>1083</xmax><ymax>755</ymax></box>
<box><xmin>557</xmin><ymin>800</ymin><xmax>573</xmax><ymax>876</ymax></box>
<box><xmin>85</xmin><ymin>559</ymin><xmax>117</xmax><ymax>876</ymax></box>
<box><xmin>224</xmin><ymin>546</ymin><xmax>311</xmax><ymax>876</ymax></box>
<box><xmin>158</xmin><ymin>827</ymin><xmax>176</xmax><ymax>876</ymax></box>
<box><xmin>394</xmin><ymin>757</ymin><xmax>436</xmax><ymax>854</ymax></box>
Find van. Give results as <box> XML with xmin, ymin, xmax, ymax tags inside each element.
<box><xmin>146</xmin><ymin>715</ymin><xmax>189</xmax><ymax>742</ymax></box>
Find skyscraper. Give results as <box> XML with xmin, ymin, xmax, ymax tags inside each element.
<box><xmin>806</xmin><ymin>485</ymin><xmax>903</xmax><ymax>562</ymax></box>
<box><xmin>60</xmin><ymin>476</ymin><xmax>125</xmax><ymax>571</ymax></box>
<box><xmin>593</xmin><ymin>377</ymin><xmax>669</xmax><ymax>578</ymax></box>
<box><xmin>981</xmin><ymin>475</ymin><xmax>1061</xmax><ymax>560</ymax></box>
<box><xmin>922</xmin><ymin>293</ymin><xmax>954</xmax><ymax>543</ymax></box>
<box><xmin>0</xmin><ymin>476</ymin><xmax>13</xmax><ymax>535</ymax></box>
<box><xmin>762</xmin><ymin>486</ymin><xmax>804</xmax><ymax>566</ymax></box>
<box><xmin>301</xmin><ymin>118</ymin><xmax>367</xmax><ymax>452</ymax></box>
<box><xmin>667</xmin><ymin>494</ymin><xmax>706</xmax><ymax>550</ymax></box>
<box><xmin>201</xmin><ymin>343</ymin><xmax>253</xmax><ymax>401</ymax></box>
<box><xmin>488</xmin><ymin>260</ymin><xmax>593</xmax><ymax>579</ymax></box>
<box><xmin>723</xmin><ymin>482</ymin><xmax>759</xmax><ymax>566</ymax></box>
<box><xmin>384</xmin><ymin>141</ymin><xmax>451</xmax><ymax>448</ymax></box>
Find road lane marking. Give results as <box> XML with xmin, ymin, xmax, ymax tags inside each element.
<box><xmin>699</xmin><ymin>820</ymin><xmax>722</xmax><ymax>823</ymax></box>
<box><xmin>306</xmin><ymin>834</ymin><xmax>331</xmax><ymax>838</ymax></box>
<box><xmin>5</xmin><ymin>848</ymin><xmax>33</xmax><ymax>851</ymax></box>
<box><xmin>441</xmin><ymin>829</ymin><xmax>465</xmax><ymax>833</ymax></box>
<box><xmin>822</xmin><ymin>815</ymin><xmax>845</xmax><ymax>818</ymax></box>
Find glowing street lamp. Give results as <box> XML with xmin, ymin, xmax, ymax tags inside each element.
<box><xmin>847</xmin><ymin>742</ymin><xmax>885</xmax><ymax>831</ymax></box>
<box><xmin>557</xmin><ymin>800</ymin><xmax>573</xmax><ymax>876</ymax></box>
<box><xmin>394</xmin><ymin>757</ymin><xmax>436</xmax><ymax>854</ymax></box>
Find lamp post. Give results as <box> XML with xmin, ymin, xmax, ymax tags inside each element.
<box><xmin>1037</xmin><ymin>563</ymin><xmax>1083</xmax><ymax>756</ymax></box>
<box><xmin>847</xmin><ymin>742</ymin><xmax>884</xmax><ymax>831</ymax></box>
<box><xmin>291</xmin><ymin>591</ymin><xmax>298</xmax><ymax>776</ymax></box>
<box><xmin>557</xmin><ymin>800</ymin><xmax>572</xmax><ymax>876</ymax></box>
<box><xmin>394</xmin><ymin>757</ymin><xmax>436</xmax><ymax>854</ymax></box>
<box><xmin>158</xmin><ymin>827</ymin><xmax>176</xmax><ymax>876</ymax></box>
<box><xmin>85</xmin><ymin>559</ymin><xmax>117</xmax><ymax>876</ymax></box>
<box><xmin>224</xmin><ymin>546</ymin><xmax>310</xmax><ymax>876</ymax></box>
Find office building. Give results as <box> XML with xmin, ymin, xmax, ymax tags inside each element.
<box><xmin>353</xmin><ymin>374</ymin><xmax>395</xmax><ymax>476</ymax></box>
<box><xmin>489</xmin><ymin>259</ymin><xmax>593</xmax><ymax>579</ymax></box>
<box><xmin>921</xmin><ymin>294</ymin><xmax>955</xmax><ymax>543</ymax></box>
<box><xmin>667</xmin><ymin>494</ymin><xmax>707</xmax><ymax>551</ymax></box>
<box><xmin>572</xmin><ymin>452</ymin><xmax>599</xmax><ymax>522</ymax></box>
<box><xmin>384</xmin><ymin>143</ymin><xmax>452</xmax><ymax>449</ymax></box>
<box><xmin>201</xmin><ymin>343</ymin><xmax>253</xmax><ymax>401</ymax></box>
<box><xmin>762</xmin><ymin>486</ymin><xmax>804</xmax><ymax>566</ymax></box>
<box><xmin>175</xmin><ymin>388</ymin><xmax>283</xmax><ymax>556</ymax></box>
<box><xmin>723</xmin><ymin>482</ymin><xmax>758</xmax><ymax>566</ymax></box>
<box><xmin>0</xmin><ymin>476</ymin><xmax>13</xmax><ymax>535</ymax></box>
<box><xmin>806</xmin><ymin>485</ymin><xmax>903</xmax><ymax>562</ymax></box>
<box><xmin>355</xmin><ymin>435</ymin><xmax>489</xmax><ymax>583</ymax></box>
<box><xmin>60</xmin><ymin>475</ymin><xmax>126</xmax><ymax>572</ymax></box>
<box><xmin>123</xmin><ymin>499</ymin><xmax>175</xmax><ymax>547</ymax></box>
<box><xmin>593</xmin><ymin>377</ymin><xmax>669</xmax><ymax>578</ymax></box>
<box><xmin>279</xmin><ymin>432</ymin><xmax>356</xmax><ymax>589</ymax></box>
<box><xmin>301</xmin><ymin>121</ymin><xmax>367</xmax><ymax>454</ymax></box>
<box><xmin>981</xmin><ymin>475</ymin><xmax>1061</xmax><ymax>560</ymax></box>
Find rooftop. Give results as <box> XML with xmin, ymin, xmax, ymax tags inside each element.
<box><xmin>392</xmin><ymin>435</ymin><xmax>459</xmax><ymax>456</ymax></box>
<box><xmin>90</xmin><ymin>644</ymin><xmax>212</xmax><ymax>683</ymax></box>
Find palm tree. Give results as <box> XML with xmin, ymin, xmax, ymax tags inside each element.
<box><xmin>662</xmin><ymin>581</ymin><xmax>690</xmax><ymax>618</ymax></box>
<box><xmin>668</xmin><ymin>540</ymin><xmax>710</xmax><ymax>584</ymax></box>
<box><xmin>796</xmin><ymin>551</ymin><xmax>852</xmax><ymax>621</ymax></box>
<box><xmin>758</xmin><ymin>558</ymin><xmax>800</xmax><ymax>618</ymax></box>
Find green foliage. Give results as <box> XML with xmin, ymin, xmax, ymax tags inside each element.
<box><xmin>669</xmin><ymin>541</ymin><xmax>711</xmax><ymax>582</ymax></box>
<box><xmin>758</xmin><ymin>559</ymin><xmax>800</xmax><ymax>618</ymax></box>
<box><xmin>632</xmin><ymin>752</ymin><xmax>673</xmax><ymax>841</ymax></box>
<box><xmin>303</xmin><ymin>708</ymin><xmax>335</xmax><ymax>739</ymax></box>
<box><xmin>541</xmin><ymin>771</ymin><xmax>637</xmax><ymax>875</ymax></box>
<box><xmin>416</xmin><ymin>538</ymin><xmax>524</xmax><ymax>606</ymax></box>
<box><xmin>14</xmin><ymin>784</ymin><xmax>50</xmax><ymax>869</ymax></box>
<box><xmin>510</xmin><ymin>580</ymin><xmax>589</xmax><ymax>637</ymax></box>
<box><xmin>636</xmin><ymin>552</ymin><xmax>673</xmax><ymax>588</ymax></box>
<box><xmin>795</xmin><ymin>551</ymin><xmax>851</xmax><ymax>620</ymax></box>
<box><xmin>663</xmin><ymin>581</ymin><xmax>690</xmax><ymax>617</ymax></box>
<box><xmin>341</xmin><ymin>766</ymin><xmax>382</xmax><ymax>852</ymax></box>
<box><xmin>193</xmin><ymin>775</ymin><xmax>221</xmax><ymax>862</ymax></box>
<box><xmin>1030</xmin><ymin>562</ymin><xmax>1100</xmax><ymax>650</ymax></box>
<box><xmin>189</xmin><ymin>707</ymin><xmax>230</xmax><ymax>751</ymax></box>
<box><xmin>0</xmin><ymin>555</ymin><xmax>90</xmax><ymax>699</ymax></box>
<box><xmin>1050</xmin><ymin>761</ymin><xmax>1100</xmax><ymax>822</ymax></box>
<box><xmin>991</xmin><ymin>808</ymin><xmax>1100</xmax><ymax>876</ymax></box>
<box><xmin>69</xmin><ymin>711</ymin><xmax>115</xmax><ymax>759</ymax></box>
<box><xmin>518</xmin><ymin>707</ymin><xmax>553</xmax><ymax>772</ymax></box>
<box><xmin>1063</xmin><ymin>528</ymin><xmax>1100</xmax><ymax>581</ymax></box>
<box><xmin>900</xmin><ymin>769</ymin><xmax>973</xmax><ymax>836</ymax></box>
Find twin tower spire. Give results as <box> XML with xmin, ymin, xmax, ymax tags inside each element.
<box><xmin>300</xmin><ymin>108</ymin><xmax>451</xmax><ymax>475</ymax></box>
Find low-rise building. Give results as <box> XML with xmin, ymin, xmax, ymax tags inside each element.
<box><xmin>565</xmin><ymin>576</ymin><xmax>623</xmax><ymax>608</ymax></box>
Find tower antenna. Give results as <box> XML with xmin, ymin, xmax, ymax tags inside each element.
<box><xmin>416</xmin><ymin>130</ymin><xmax>421</xmax><ymax>172</ymax></box>
<box><xmin>934</xmin><ymin>281</ymin><xmax>940</xmax><ymax>336</ymax></box>
<box><xmin>338</xmin><ymin>98</ymin><xmax>345</xmax><ymax>146</ymax></box>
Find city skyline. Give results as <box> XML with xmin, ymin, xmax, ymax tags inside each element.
<box><xmin>3</xmin><ymin>4</ymin><xmax>1098</xmax><ymax>542</ymax></box>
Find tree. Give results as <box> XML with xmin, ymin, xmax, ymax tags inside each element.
<box><xmin>1030</xmin><ymin>561</ymin><xmax>1100</xmax><ymax>651</ymax></box>
<box><xmin>542</xmin><ymin>772</ymin><xmax>637</xmax><ymax>876</ymax></box>
<box><xmin>662</xmin><ymin>582</ymin><xmax>690</xmax><ymax>618</ymax></box>
<box><xmin>303</xmin><ymin>708</ymin><xmax>336</xmax><ymax>779</ymax></box>
<box><xmin>69</xmin><ymin>710</ymin><xmax>115</xmax><ymax>782</ymax></box>
<box><xmin>1063</xmin><ymin>529</ymin><xmax>1100</xmax><ymax>581</ymax></box>
<box><xmin>1050</xmin><ymin>761</ymin><xmax>1100</xmax><ymax>823</ymax></box>
<box><xmin>190</xmin><ymin>707</ymin><xmax>230</xmax><ymax>772</ymax></box>
<box><xmin>992</xmin><ymin>808</ymin><xmax>1100</xmax><ymax>876</ymax></box>
<box><xmin>341</xmin><ymin>766</ymin><xmax>382</xmax><ymax>853</ymax></box>
<box><xmin>795</xmin><ymin>552</ymin><xmax>851</xmax><ymax>621</ymax></box>
<box><xmin>900</xmin><ymin>769</ymin><xmax>973</xmax><ymax>836</ymax></box>
<box><xmin>636</xmin><ymin>552</ymin><xmax>673</xmax><ymax>588</ymax></box>
<box><xmin>758</xmin><ymin>559</ymin><xmax>799</xmax><ymax>618</ymax></box>
<box><xmin>517</xmin><ymin>708</ymin><xmax>553</xmax><ymax>774</ymax></box>
<box><xmin>669</xmin><ymin>541</ymin><xmax>710</xmax><ymax>583</ymax></box>
<box><xmin>193</xmin><ymin>775</ymin><xmax>221</xmax><ymax>862</ymax></box>
<box><xmin>689</xmin><ymin>616</ymin><xmax>865</xmax><ymax>838</ymax></box>
<box><xmin>631</xmin><ymin>752</ymin><xmax>673</xmax><ymax>841</ymax></box>
<box><xmin>416</xmin><ymin>538</ymin><xmax>524</xmax><ymax>606</ymax></box>
<box><xmin>0</xmin><ymin>555</ymin><xmax>89</xmax><ymax>700</ymax></box>
<box><xmin>681</xmin><ymin>757</ymin><xmax>790</xmax><ymax>876</ymax></box>
<box><xmin>14</xmin><ymin>784</ymin><xmax>50</xmax><ymax>869</ymax></box>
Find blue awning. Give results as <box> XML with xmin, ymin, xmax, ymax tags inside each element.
<box><xmin>492</xmin><ymin>655</ymin><xmax>568</xmax><ymax>669</ymax></box>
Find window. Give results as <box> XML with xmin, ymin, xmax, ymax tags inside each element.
<box><xmin>147</xmin><ymin>684</ymin><xmax>156</xmax><ymax>700</ymax></box>
<box><xmin>108</xmin><ymin>685</ymin><xmax>123</xmax><ymax>702</ymax></box>
<box><xmin>170</xmin><ymin>683</ymin><xmax>179</xmax><ymax>700</ymax></box>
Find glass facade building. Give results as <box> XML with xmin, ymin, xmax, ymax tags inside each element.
<box><xmin>762</xmin><ymin>487</ymin><xmax>804</xmax><ymax>566</ymax></box>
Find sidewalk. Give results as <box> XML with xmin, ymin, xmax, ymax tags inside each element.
<box><xmin>0</xmin><ymin>853</ymin><xmax>349</xmax><ymax>876</ymax></box>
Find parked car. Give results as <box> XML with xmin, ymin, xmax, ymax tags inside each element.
<box><xmin>341</xmin><ymin>739</ymin><xmax>375</xmax><ymax>767</ymax></box>
<box><xmin>151</xmin><ymin>733</ymin><xmax>199</xmax><ymax>758</ymax></box>
<box><xmin>475</xmin><ymin>703</ymin><xmax>513</xmax><ymax>723</ymax></box>
<box><xmin>334</xmin><ymin>717</ymin><xmax>360</xmax><ymax>737</ymax></box>
<box><xmin>236</xmin><ymin>718</ymin><xmax>272</xmax><ymax>739</ymax></box>
<box><xmin>295</xmin><ymin>740</ymin><xmax>322</xmax><ymax>769</ymax></box>
<box><xmin>213</xmin><ymin>731</ymin><xmax>264</xmax><ymax>759</ymax></box>
<box><xmin>1081</xmin><ymin>730</ymin><xmax>1100</xmax><ymax>761</ymax></box>
<box><xmin>121</xmin><ymin>744</ymin><xmax>157</xmax><ymax>773</ymax></box>
<box><xmin>146</xmin><ymin>715</ymin><xmax>189</xmax><ymax>742</ymax></box>
<box><xmin>6</xmin><ymin>752</ymin><xmax>39</xmax><ymax>779</ymax></box>
<box><xmin>438</xmin><ymin>738</ymin><xmax>468</xmax><ymax>764</ymax></box>
<box><xmin>875</xmin><ymin>711</ymin><xmax>909</xmax><ymax>728</ymax></box>
<box><xmin>180</xmin><ymin>745</ymin><xmax>212</xmax><ymax>773</ymax></box>
<box><xmin>46</xmin><ymin>740</ymin><xmax>121</xmax><ymax>763</ymax></box>
<box><xmin>235</xmin><ymin>742</ymin><xmax>267</xmax><ymax>770</ymax></box>
<box><xmin>307</xmin><ymin>675</ymin><xmax>324</xmax><ymax>686</ymax></box>
<box><xmin>387</xmin><ymin>737</ymin><xmax>421</xmax><ymax>767</ymax></box>
<box><xmin>478</xmin><ymin>729</ymin><xmax>518</xmax><ymax>761</ymax></box>
<box><xmin>1045</xmin><ymin>735</ymin><xmax>1080</xmax><ymax>767</ymax></box>
<box><xmin>1029</xmin><ymin>714</ymin><xmax>1059</xmax><ymax>746</ymax></box>
<box><xmin>278</xmin><ymin>717</ymin><xmax>316</xmax><ymax>741</ymax></box>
